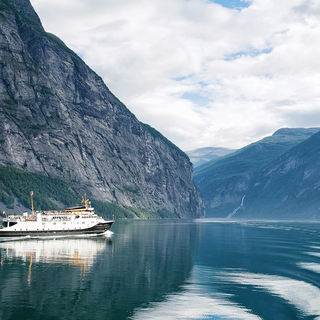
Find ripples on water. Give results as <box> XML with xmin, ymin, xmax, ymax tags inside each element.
<box><xmin>0</xmin><ymin>220</ymin><xmax>320</xmax><ymax>320</ymax></box>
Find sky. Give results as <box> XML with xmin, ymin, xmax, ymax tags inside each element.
<box><xmin>30</xmin><ymin>0</ymin><xmax>320</xmax><ymax>151</ymax></box>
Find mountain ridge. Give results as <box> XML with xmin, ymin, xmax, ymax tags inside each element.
<box><xmin>185</xmin><ymin>147</ymin><xmax>235</xmax><ymax>168</ymax></box>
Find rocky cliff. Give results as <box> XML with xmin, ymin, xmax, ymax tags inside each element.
<box><xmin>0</xmin><ymin>0</ymin><xmax>204</xmax><ymax>218</ymax></box>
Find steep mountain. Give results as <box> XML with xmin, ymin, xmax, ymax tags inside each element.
<box><xmin>0</xmin><ymin>0</ymin><xmax>204</xmax><ymax>218</ymax></box>
<box><xmin>193</xmin><ymin>128</ymin><xmax>320</xmax><ymax>218</ymax></box>
<box><xmin>185</xmin><ymin>147</ymin><xmax>235</xmax><ymax>168</ymax></box>
<box><xmin>244</xmin><ymin>130</ymin><xmax>320</xmax><ymax>219</ymax></box>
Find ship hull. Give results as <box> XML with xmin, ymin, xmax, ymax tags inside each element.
<box><xmin>0</xmin><ymin>221</ymin><xmax>113</xmax><ymax>238</ymax></box>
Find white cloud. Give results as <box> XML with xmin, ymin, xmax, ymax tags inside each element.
<box><xmin>30</xmin><ymin>0</ymin><xmax>320</xmax><ymax>150</ymax></box>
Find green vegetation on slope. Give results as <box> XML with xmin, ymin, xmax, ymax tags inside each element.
<box><xmin>0</xmin><ymin>166</ymin><xmax>81</xmax><ymax>211</ymax></box>
<box><xmin>0</xmin><ymin>166</ymin><xmax>177</xmax><ymax>219</ymax></box>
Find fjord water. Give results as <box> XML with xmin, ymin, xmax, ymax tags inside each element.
<box><xmin>0</xmin><ymin>220</ymin><xmax>320</xmax><ymax>320</ymax></box>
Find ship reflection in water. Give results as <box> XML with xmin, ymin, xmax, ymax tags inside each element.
<box><xmin>0</xmin><ymin>236</ymin><xmax>112</xmax><ymax>284</ymax></box>
<box><xmin>0</xmin><ymin>220</ymin><xmax>197</xmax><ymax>320</ymax></box>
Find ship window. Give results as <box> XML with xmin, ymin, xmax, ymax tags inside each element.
<box><xmin>9</xmin><ymin>222</ymin><xmax>18</xmax><ymax>227</ymax></box>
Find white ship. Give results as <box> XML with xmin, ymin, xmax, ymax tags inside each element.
<box><xmin>0</xmin><ymin>193</ymin><xmax>114</xmax><ymax>238</ymax></box>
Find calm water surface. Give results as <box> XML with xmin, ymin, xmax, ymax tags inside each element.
<box><xmin>1</xmin><ymin>219</ymin><xmax>320</xmax><ymax>320</ymax></box>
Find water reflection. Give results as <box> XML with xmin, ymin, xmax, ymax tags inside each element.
<box><xmin>223</xmin><ymin>270</ymin><xmax>320</xmax><ymax>318</ymax></box>
<box><xmin>0</xmin><ymin>236</ymin><xmax>111</xmax><ymax>287</ymax></box>
<box><xmin>193</xmin><ymin>221</ymin><xmax>320</xmax><ymax>320</ymax></box>
<box><xmin>132</xmin><ymin>220</ymin><xmax>320</xmax><ymax>320</ymax></box>
<box><xmin>0</xmin><ymin>237</ymin><xmax>109</xmax><ymax>267</ymax></box>
<box><xmin>4</xmin><ymin>220</ymin><xmax>319</xmax><ymax>320</ymax></box>
<box><xmin>0</xmin><ymin>220</ymin><xmax>197</xmax><ymax>320</ymax></box>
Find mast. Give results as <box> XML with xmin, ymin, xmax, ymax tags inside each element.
<box><xmin>81</xmin><ymin>193</ymin><xmax>91</xmax><ymax>209</ymax></box>
<box><xmin>31</xmin><ymin>191</ymin><xmax>34</xmax><ymax>215</ymax></box>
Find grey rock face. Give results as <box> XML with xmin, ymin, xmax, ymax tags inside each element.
<box><xmin>0</xmin><ymin>0</ymin><xmax>204</xmax><ymax>218</ymax></box>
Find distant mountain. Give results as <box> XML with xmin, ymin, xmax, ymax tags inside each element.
<box><xmin>0</xmin><ymin>0</ymin><xmax>204</xmax><ymax>218</ymax></box>
<box><xmin>193</xmin><ymin>128</ymin><xmax>320</xmax><ymax>219</ymax></box>
<box><xmin>185</xmin><ymin>147</ymin><xmax>235</xmax><ymax>167</ymax></box>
